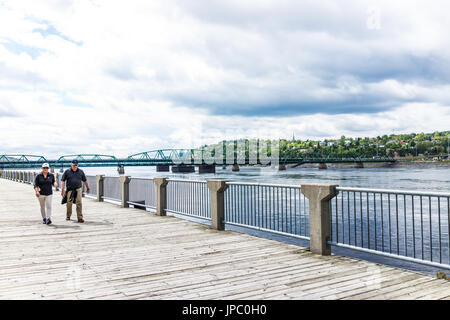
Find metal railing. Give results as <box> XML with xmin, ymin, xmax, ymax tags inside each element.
<box><xmin>224</xmin><ymin>182</ymin><xmax>310</xmax><ymax>240</ymax></box>
<box><xmin>102</xmin><ymin>176</ymin><xmax>121</xmax><ymax>201</ymax></box>
<box><xmin>330</xmin><ymin>187</ymin><xmax>450</xmax><ymax>268</ymax></box>
<box><xmin>3</xmin><ymin>169</ymin><xmax>450</xmax><ymax>270</ymax></box>
<box><xmin>128</xmin><ymin>177</ymin><xmax>156</xmax><ymax>209</ymax></box>
<box><xmin>83</xmin><ymin>175</ymin><xmax>97</xmax><ymax>198</ymax></box>
<box><xmin>166</xmin><ymin>179</ymin><xmax>211</xmax><ymax>220</ymax></box>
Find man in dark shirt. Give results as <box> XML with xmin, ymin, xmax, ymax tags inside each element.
<box><xmin>34</xmin><ymin>163</ymin><xmax>58</xmax><ymax>224</ymax></box>
<box><xmin>61</xmin><ymin>160</ymin><xmax>90</xmax><ymax>222</ymax></box>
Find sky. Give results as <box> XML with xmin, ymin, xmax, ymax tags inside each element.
<box><xmin>0</xmin><ymin>0</ymin><xmax>449</xmax><ymax>158</ymax></box>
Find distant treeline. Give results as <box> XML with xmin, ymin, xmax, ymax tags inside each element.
<box><xmin>201</xmin><ymin>131</ymin><xmax>450</xmax><ymax>159</ymax></box>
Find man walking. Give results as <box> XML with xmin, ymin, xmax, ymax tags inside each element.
<box><xmin>61</xmin><ymin>160</ymin><xmax>90</xmax><ymax>223</ymax></box>
<box><xmin>34</xmin><ymin>163</ymin><xmax>58</xmax><ymax>225</ymax></box>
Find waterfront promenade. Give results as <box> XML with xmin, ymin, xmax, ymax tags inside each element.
<box><xmin>2</xmin><ymin>178</ymin><xmax>450</xmax><ymax>300</ymax></box>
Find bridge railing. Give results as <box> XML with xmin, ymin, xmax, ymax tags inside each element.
<box><xmin>224</xmin><ymin>182</ymin><xmax>310</xmax><ymax>240</ymax></box>
<box><xmin>330</xmin><ymin>187</ymin><xmax>450</xmax><ymax>269</ymax></box>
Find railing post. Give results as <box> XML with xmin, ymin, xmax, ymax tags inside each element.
<box><xmin>154</xmin><ymin>177</ymin><xmax>168</xmax><ymax>216</ymax></box>
<box><xmin>96</xmin><ymin>175</ymin><xmax>105</xmax><ymax>202</ymax></box>
<box><xmin>120</xmin><ymin>176</ymin><xmax>131</xmax><ymax>208</ymax></box>
<box><xmin>55</xmin><ymin>173</ymin><xmax>59</xmax><ymax>191</ymax></box>
<box><xmin>301</xmin><ymin>183</ymin><xmax>338</xmax><ymax>256</ymax></box>
<box><xmin>207</xmin><ymin>180</ymin><xmax>229</xmax><ymax>230</ymax></box>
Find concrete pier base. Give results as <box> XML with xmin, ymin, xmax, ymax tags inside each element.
<box><xmin>318</xmin><ymin>163</ymin><xmax>328</xmax><ymax>170</ymax></box>
<box><xmin>278</xmin><ymin>164</ymin><xmax>286</xmax><ymax>171</ymax></box>
<box><xmin>232</xmin><ymin>164</ymin><xmax>240</xmax><ymax>172</ymax></box>
<box><xmin>198</xmin><ymin>164</ymin><xmax>216</xmax><ymax>174</ymax></box>
<box><xmin>154</xmin><ymin>177</ymin><xmax>168</xmax><ymax>216</ymax></box>
<box><xmin>156</xmin><ymin>165</ymin><xmax>170</xmax><ymax>172</ymax></box>
<box><xmin>171</xmin><ymin>165</ymin><xmax>195</xmax><ymax>173</ymax></box>
<box><xmin>301</xmin><ymin>183</ymin><xmax>338</xmax><ymax>255</ymax></box>
<box><xmin>206</xmin><ymin>180</ymin><xmax>228</xmax><ymax>230</ymax></box>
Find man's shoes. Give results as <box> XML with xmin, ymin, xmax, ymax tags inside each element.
<box><xmin>78</xmin><ymin>218</ymin><xmax>85</xmax><ymax>223</ymax></box>
<box><xmin>66</xmin><ymin>217</ymin><xmax>71</xmax><ymax>221</ymax></box>
<box><xmin>46</xmin><ymin>218</ymin><xmax>52</xmax><ymax>225</ymax></box>
<box><xmin>42</xmin><ymin>218</ymin><xmax>47</xmax><ymax>224</ymax></box>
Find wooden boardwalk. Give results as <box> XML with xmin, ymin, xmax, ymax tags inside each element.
<box><xmin>2</xmin><ymin>178</ymin><xmax>450</xmax><ymax>300</ymax></box>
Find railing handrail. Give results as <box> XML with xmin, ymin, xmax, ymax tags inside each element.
<box><xmin>336</xmin><ymin>186</ymin><xmax>450</xmax><ymax>198</ymax></box>
<box><xmin>167</xmin><ymin>178</ymin><xmax>207</xmax><ymax>183</ymax></box>
<box><xmin>226</xmin><ymin>181</ymin><xmax>301</xmax><ymax>189</ymax></box>
<box><xmin>129</xmin><ymin>176</ymin><xmax>154</xmax><ymax>181</ymax></box>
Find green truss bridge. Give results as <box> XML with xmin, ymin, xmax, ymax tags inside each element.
<box><xmin>0</xmin><ymin>151</ymin><xmax>396</xmax><ymax>170</ymax></box>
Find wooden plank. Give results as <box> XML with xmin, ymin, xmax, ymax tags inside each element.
<box><xmin>1</xmin><ymin>178</ymin><xmax>450</xmax><ymax>300</ymax></box>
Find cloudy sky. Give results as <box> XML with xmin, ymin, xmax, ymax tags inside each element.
<box><xmin>1</xmin><ymin>0</ymin><xmax>449</xmax><ymax>157</ymax></box>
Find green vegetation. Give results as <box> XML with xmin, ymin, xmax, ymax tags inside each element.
<box><xmin>200</xmin><ymin>131</ymin><xmax>450</xmax><ymax>160</ymax></box>
<box><xmin>280</xmin><ymin>131</ymin><xmax>450</xmax><ymax>160</ymax></box>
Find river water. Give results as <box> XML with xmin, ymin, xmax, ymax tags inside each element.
<box><xmin>79</xmin><ymin>165</ymin><xmax>450</xmax><ymax>192</ymax></box>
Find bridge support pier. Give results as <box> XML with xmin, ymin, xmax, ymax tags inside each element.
<box><xmin>171</xmin><ymin>165</ymin><xmax>195</xmax><ymax>173</ymax></box>
<box><xmin>198</xmin><ymin>164</ymin><xmax>216</xmax><ymax>174</ymax></box>
<box><xmin>301</xmin><ymin>183</ymin><xmax>338</xmax><ymax>255</ymax></box>
<box><xmin>318</xmin><ymin>163</ymin><xmax>328</xmax><ymax>170</ymax></box>
<box><xmin>355</xmin><ymin>162</ymin><xmax>364</xmax><ymax>168</ymax></box>
<box><xmin>232</xmin><ymin>164</ymin><xmax>240</xmax><ymax>172</ymax></box>
<box><xmin>278</xmin><ymin>164</ymin><xmax>286</xmax><ymax>171</ymax></box>
<box><xmin>117</xmin><ymin>164</ymin><xmax>125</xmax><ymax>175</ymax></box>
<box><xmin>156</xmin><ymin>165</ymin><xmax>170</xmax><ymax>172</ymax></box>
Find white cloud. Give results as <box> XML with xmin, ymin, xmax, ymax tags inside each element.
<box><xmin>0</xmin><ymin>0</ymin><xmax>449</xmax><ymax>158</ymax></box>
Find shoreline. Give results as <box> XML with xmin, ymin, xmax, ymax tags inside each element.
<box><xmin>281</xmin><ymin>161</ymin><xmax>450</xmax><ymax>169</ymax></box>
